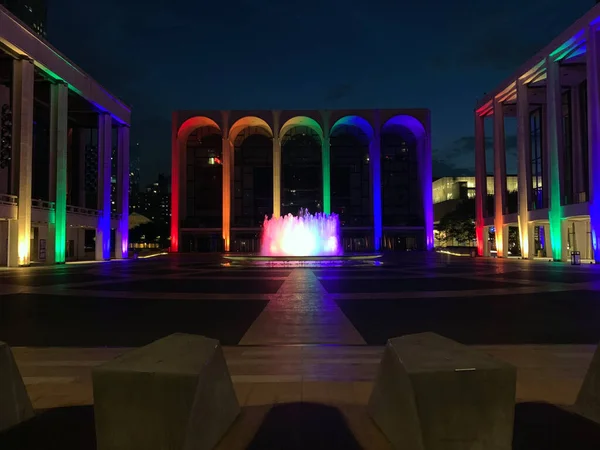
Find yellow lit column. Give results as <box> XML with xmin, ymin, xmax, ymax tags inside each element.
<box><xmin>95</xmin><ymin>113</ymin><xmax>112</xmax><ymax>261</ymax></box>
<box><xmin>47</xmin><ymin>82</ymin><xmax>68</xmax><ymax>264</ymax></box>
<box><xmin>516</xmin><ymin>78</ymin><xmax>531</xmax><ymax>258</ymax></box>
<box><xmin>493</xmin><ymin>97</ymin><xmax>508</xmax><ymax>257</ymax></box>
<box><xmin>7</xmin><ymin>58</ymin><xmax>34</xmax><ymax>267</ymax></box>
<box><xmin>272</xmin><ymin>111</ymin><xmax>281</xmax><ymax>218</ymax></box>
<box><xmin>115</xmin><ymin>126</ymin><xmax>130</xmax><ymax>259</ymax></box>
<box><xmin>222</xmin><ymin>131</ymin><xmax>232</xmax><ymax>251</ymax></box>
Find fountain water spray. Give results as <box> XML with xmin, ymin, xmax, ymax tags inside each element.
<box><xmin>261</xmin><ymin>209</ymin><xmax>342</xmax><ymax>257</ymax></box>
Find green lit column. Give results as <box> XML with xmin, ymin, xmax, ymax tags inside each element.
<box><xmin>545</xmin><ymin>56</ymin><xmax>564</xmax><ymax>261</ymax></box>
<box><xmin>322</xmin><ymin>112</ymin><xmax>331</xmax><ymax>214</ymax></box>
<box><xmin>48</xmin><ymin>82</ymin><xmax>68</xmax><ymax>264</ymax></box>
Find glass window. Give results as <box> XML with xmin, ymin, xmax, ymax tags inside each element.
<box><xmin>562</xmin><ymin>90</ymin><xmax>573</xmax><ymax>205</ymax></box>
<box><xmin>529</xmin><ymin>108</ymin><xmax>544</xmax><ymax>210</ymax></box>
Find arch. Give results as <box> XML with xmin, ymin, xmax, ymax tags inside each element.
<box><xmin>381</xmin><ymin>114</ymin><xmax>433</xmax><ymax>251</ymax></box>
<box><xmin>330</xmin><ymin>115</ymin><xmax>374</xmax><ymax>143</ymax></box>
<box><xmin>382</xmin><ymin>115</ymin><xmax>426</xmax><ymax>139</ymax></box>
<box><xmin>178</xmin><ymin>116</ymin><xmax>221</xmax><ymax>141</ymax></box>
<box><xmin>229</xmin><ymin>116</ymin><xmax>273</xmax><ymax>143</ymax></box>
<box><xmin>279</xmin><ymin>116</ymin><xmax>324</xmax><ymax>142</ymax></box>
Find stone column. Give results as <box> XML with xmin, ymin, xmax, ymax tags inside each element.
<box><xmin>546</xmin><ymin>56</ymin><xmax>565</xmax><ymax>261</ymax></box>
<box><xmin>47</xmin><ymin>82</ymin><xmax>68</xmax><ymax>264</ymax></box>
<box><xmin>586</xmin><ymin>24</ymin><xmax>600</xmax><ymax>263</ymax></box>
<box><xmin>475</xmin><ymin>112</ymin><xmax>487</xmax><ymax>256</ymax></box>
<box><xmin>493</xmin><ymin>97</ymin><xmax>507</xmax><ymax>257</ymax></box>
<box><xmin>95</xmin><ymin>113</ymin><xmax>111</xmax><ymax>261</ymax></box>
<box><xmin>516</xmin><ymin>79</ymin><xmax>531</xmax><ymax>258</ymax></box>
<box><xmin>369</xmin><ymin>114</ymin><xmax>382</xmax><ymax>251</ymax></box>
<box><xmin>272</xmin><ymin>111</ymin><xmax>281</xmax><ymax>218</ymax></box>
<box><xmin>221</xmin><ymin>129</ymin><xmax>232</xmax><ymax>252</ymax></box>
<box><xmin>115</xmin><ymin>126</ymin><xmax>129</xmax><ymax>259</ymax></box>
<box><xmin>322</xmin><ymin>111</ymin><xmax>331</xmax><ymax>214</ymax></box>
<box><xmin>7</xmin><ymin>58</ymin><xmax>34</xmax><ymax>267</ymax></box>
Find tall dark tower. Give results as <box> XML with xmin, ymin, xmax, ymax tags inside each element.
<box><xmin>0</xmin><ymin>0</ymin><xmax>47</xmax><ymax>37</ymax></box>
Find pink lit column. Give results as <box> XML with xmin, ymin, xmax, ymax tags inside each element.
<box><xmin>115</xmin><ymin>126</ymin><xmax>130</xmax><ymax>259</ymax></box>
<box><xmin>95</xmin><ymin>113</ymin><xmax>111</xmax><ymax>261</ymax></box>
<box><xmin>586</xmin><ymin>23</ymin><xmax>600</xmax><ymax>263</ymax></box>
<box><xmin>7</xmin><ymin>58</ymin><xmax>34</xmax><ymax>267</ymax></box>
<box><xmin>474</xmin><ymin>111</ymin><xmax>487</xmax><ymax>256</ymax></box>
<box><xmin>516</xmin><ymin>79</ymin><xmax>531</xmax><ymax>258</ymax></box>
<box><xmin>493</xmin><ymin>97</ymin><xmax>507</xmax><ymax>257</ymax></box>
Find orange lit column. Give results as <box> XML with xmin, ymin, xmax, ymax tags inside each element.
<box><xmin>222</xmin><ymin>131</ymin><xmax>232</xmax><ymax>251</ymax></box>
<box><xmin>516</xmin><ymin>78</ymin><xmax>531</xmax><ymax>258</ymax></box>
<box><xmin>7</xmin><ymin>58</ymin><xmax>34</xmax><ymax>267</ymax></box>
<box><xmin>493</xmin><ymin>97</ymin><xmax>508</xmax><ymax>257</ymax></box>
<box><xmin>474</xmin><ymin>111</ymin><xmax>486</xmax><ymax>256</ymax></box>
<box><xmin>272</xmin><ymin>111</ymin><xmax>281</xmax><ymax>218</ymax></box>
<box><xmin>494</xmin><ymin>98</ymin><xmax>508</xmax><ymax>257</ymax></box>
<box><xmin>115</xmin><ymin>126</ymin><xmax>130</xmax><ymax>259</ymax></box>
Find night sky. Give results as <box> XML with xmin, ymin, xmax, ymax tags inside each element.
<box><xmin>48</xmin><ymin>0</ymin><xmax>593</xmax><ymax>184</ymax></box>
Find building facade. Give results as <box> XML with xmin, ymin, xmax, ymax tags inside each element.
<box><xmin>0</xmin><ymin>5</ymin><xmax>131</xmax><ymax>266</ymax></box>
<box><xmin>475</xmin><ymin>4</ymin><xmax>600</xmax><ymax>262</ymax></box>
<box><xmin>1</xmin><ymin>0</ymin><xmax>46</xmax><ymax>37</ymax></box>
<box><xmin>171</xmin><ymin>110</ymin><xmax>433</xmax><ymax>253</ymax></box>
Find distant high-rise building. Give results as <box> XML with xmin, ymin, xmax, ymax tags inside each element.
<box><xmin>1</xmin><ymin>0</ymin><xmax>47</xmax><ymax>37</ymax></box>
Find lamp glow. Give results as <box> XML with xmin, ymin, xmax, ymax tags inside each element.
<box><xmin>261</xmin><ymin>209</ymin><xmax>342</xmax><ymax>257</ymax></box>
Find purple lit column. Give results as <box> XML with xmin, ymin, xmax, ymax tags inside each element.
<box><xmin>95</xmin><ymin>113</ymin><xmax>111</xmax><ymax>261</ymax></box>
<box><xmin>586</xmin><ymin>24</ymin><xmax>600</xmax><ymax>263</ymax></box>
<box><xmin>420</xmin><ymin>124</ymin><xmax>434</xmax><ymax>250</ymax></box>
<box><xmin>369</xmin><ymin>125</ymin><xmax>382</xmax><ymax>251</ymax></box>
<box><xmin>115</xmin><ymin>126</ymin><xmax>129</xmax><ymax>259</ymax></box>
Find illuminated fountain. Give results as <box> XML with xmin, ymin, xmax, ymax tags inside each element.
<box><xmin>261</xmin><ymin>209</ymin><xmax>342</xmax><ymax>257</ymax></box>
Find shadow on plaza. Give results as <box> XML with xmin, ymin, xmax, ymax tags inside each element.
<box><xmin>1</xmin><ymin>402</ymin><xmax>600</xmax><ymax>449</ymax></box>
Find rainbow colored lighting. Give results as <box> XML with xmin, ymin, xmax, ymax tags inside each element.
<box><xmin>261</xmin><ymin>210</ymin><xmax>341</xmax><ymax>257</ymax></box>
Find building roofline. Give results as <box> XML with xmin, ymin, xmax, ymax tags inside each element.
<box><xmin>475</xmin><ymin>3</ymin><xmax>600</xmax><ymax>112</ymax></box>
<box><xmin>0</xmin><ymin>5</ymin><xmax>131</xmax><ymax>125</ymax></box>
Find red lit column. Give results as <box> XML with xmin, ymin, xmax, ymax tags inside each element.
<box><xmin>170</xmin><ymin>116</ymin><xmax>180</xmax><ymax>252</ymax></box>
<box><xmin>474</xmin><ymin>112</ymin><xmax>486</xmax><ymax>256</ymax></box>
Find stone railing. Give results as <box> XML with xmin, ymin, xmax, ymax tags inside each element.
<box><xmin>0</xmin><ymin>193</ymin><xmax>17</xmax><ymax>206</ymax></box>
<box><xmin>31</xmin><ymin>199</ymin><xmax>55</xmax><ymax>210</ymax></box>
<box><xmin>67</xmin><ymin>205</ymin><xmax>99</xmax><ymax>217</ymax></box>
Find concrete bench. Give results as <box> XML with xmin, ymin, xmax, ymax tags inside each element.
<box><xmin>92</xmin><ymin>333</ymin><xmax>240</xmax><ymax>450</ymax></box>
<box><xmin>575</xmin><ymin>341</ymin><xmax>600</xmax><ymax>423</ymax></box>
<box><xmin>0</xmin><ymin>341</ymin><xmax>34</xmax><ymax>432</ymax></box>
<box><xmin>368</xmin><ymin>332</ymin><xmax>516</xmax><ymax>450</ymax></box>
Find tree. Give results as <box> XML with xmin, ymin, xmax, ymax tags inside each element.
<box><xmin>437</xmin><ymin>198</ymin><xmax>475</xmax><ymax>246</ymax></box>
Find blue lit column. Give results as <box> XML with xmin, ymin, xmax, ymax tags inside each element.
<box><xmin>587</xmin><ymin>24</ymin><xmax>600</xmax><ymax>263</ymax></box>
<box><xmin>95</xmin><ymin>113</ymin><xmax>112</xmax><ymax>261</ymax></box>
<box><xmin>369</xmin><ymin>124</ymin><xmax>382</xmax><ymax>251</ymax></box>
